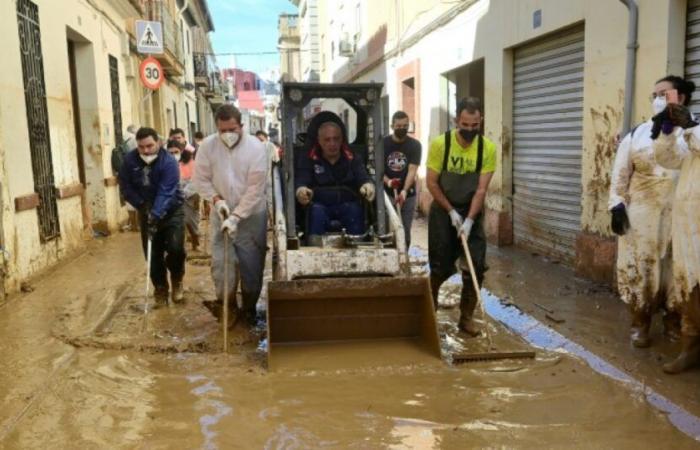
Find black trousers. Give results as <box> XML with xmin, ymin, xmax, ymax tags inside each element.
<box><xmin>139</xmin><ymin>207</ymin><xmax>186</xmax><ymax>289</ymax></box>
<box><xmin>428</xmin><ymin>203</ymin><xmax>486</xmax><ymax>316</ymax></box>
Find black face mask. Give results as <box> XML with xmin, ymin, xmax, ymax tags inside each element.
<box><xmin>459</xmin><ymin>128</ymin><xmax>480</xmax><ymax>141</ymax></box>
<box><xmin>394</xmin><ymin>128</ymin><xmax>408</xmax><ymax>139</ymax></box>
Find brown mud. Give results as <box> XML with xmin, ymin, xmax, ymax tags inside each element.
<box><xmin>0</xmin><ymin>225</ymin><xmax>699</xmax><ymax>448</ymax></box>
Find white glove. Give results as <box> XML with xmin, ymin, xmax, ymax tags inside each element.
<box><xmin>459</xmin><ymin>217</ymin><xmax>474</xmax><ymax>237</ymax></box>
<box><xmin>448</xmin><ymin>209</ymin><xmax>463</xmax><ymax>231</ymax></box>
<box><xmin>296</xmin><ymin>186</ymin><xmax>313</xmax><ymax>206</ymax></box>
<box><xmin>360</xmin><ymin>182</ymin><xmax>375</xmax><ymax>202</ymax></box>
<box><xmin>221</xmin><ymin>215</ymin><xmax>240</xmax><ymax>239</ymax></box>
<box><xmin>214</xmin><ymin>199</ymin><xmax>230</xmax><ymax>221</ymax></box>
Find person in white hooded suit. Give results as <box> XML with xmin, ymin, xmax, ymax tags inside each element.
<box><xmin>608</xmin><ymin>76</ymin><xmax>693</xmax><ymax>348</ymax></box>
<box><xmin>651</xmin><ymin>76</ymin><xmax>700</xmax><ymax>374</ymax></box>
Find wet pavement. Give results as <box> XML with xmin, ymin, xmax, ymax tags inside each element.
<box><xmin>0</xmin><ymin>221</ymin><xmax>699</xmax><ymax>448</ymax></box>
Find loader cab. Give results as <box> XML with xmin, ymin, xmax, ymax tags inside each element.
<box><xmin>278</xmin><ymin>83</ymin><xmax>387</xmax><ymax>249</ymax></box>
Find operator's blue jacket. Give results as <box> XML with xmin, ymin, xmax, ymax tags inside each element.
<box><xmin>295</xmin><ymin>146</ymin><xmax>371</xmax><ymax>205</ymax></box>
<box><xmin>118</xmin><ymin>148</ymin><xmax>183</xmax><ymax>219</ymax></box>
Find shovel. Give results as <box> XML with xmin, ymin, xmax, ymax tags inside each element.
<box><xmin>141</xmin><ymin>237</ymin><xmax>152</xmax><ymax>332</ymax></box>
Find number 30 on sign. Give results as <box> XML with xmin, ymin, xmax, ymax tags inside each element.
<box><xmin>139</xmin><ymin>56</ymin><xmax>164</xmax><ymax>90</ymax></box>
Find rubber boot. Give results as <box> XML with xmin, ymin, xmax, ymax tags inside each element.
<box><xmin>153</xmin><ymin>285</ymin><xmax>169</xmax><ymax>309</ymax></box>
<box><xmin>663</xmin><ymin>335</ymin><xmax>700</xmax><ymax>374</ymax></box>
<box><xmin>242</xmin><ymin>291</ymin><xmax>259</xmax><ymax>327</ymax></box>
<box><xmin>171</xmin><ymin>278</ymin><xmax>185</xmax><ymax>304</ymax></box>
<box><xmin>429</xmin><ymin>275</ymin><xmax>445</xmax><ymax>311</ymax></box>
<box><xmin>663</xmin><ymin>310</ymin><xmax>682</xmax><ymax>342</ymax></box>
<box><xmin>128</xmin><ymin>210</ymin><xmax>140</xmax><ymax>232</ymax></box>
<box><xmin>458</xmin><ymin>274</ymin><xmax>480</xmax><ymax>337</ymax></box>
<box><xmin>630</xmin><ymin>309</ymin><xmax>651</xmax><ymax>348</ymax></box>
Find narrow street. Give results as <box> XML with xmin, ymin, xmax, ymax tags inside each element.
<box><xmin>0</xmin><ymin>220</ymin><xmax>698</xmax><ymax>449</ymax></box>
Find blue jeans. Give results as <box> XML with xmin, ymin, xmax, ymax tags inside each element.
<box><xmin>308</xmin><ymin>200</ymin><xmax>364</xmax><ymax>235</ymax></box>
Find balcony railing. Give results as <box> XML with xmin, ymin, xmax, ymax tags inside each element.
<box><xmin>144</xmin><ymin>0</ymin><xmax>184</xmax><ymax>74</ymax></box>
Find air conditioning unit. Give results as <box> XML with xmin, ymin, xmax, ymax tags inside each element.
<box><xmin>338</xmin><ymin>37</ymin><xmax>354</xmax><ymax>57</ymax></box>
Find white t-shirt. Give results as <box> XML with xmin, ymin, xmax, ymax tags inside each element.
<box><xmin>193</xmin><ymin>132</ymin><xmax>268</xmax><ymax>219</ymax></box>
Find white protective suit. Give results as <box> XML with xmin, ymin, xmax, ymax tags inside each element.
<box><xmin>653</xmin><ymin>125</ymin><xmax>700</xmax><ymax>313</ymax></box>
<box><xmin>609</xmin><ymin>121</ymin><xmax>681</xmax><ymax>312</ymax></box>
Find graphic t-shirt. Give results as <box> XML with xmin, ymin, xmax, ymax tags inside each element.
<box><xmin>383</xmin><ymin>135</ymin><xmax>422</xmax><ymax>196</ymax></box>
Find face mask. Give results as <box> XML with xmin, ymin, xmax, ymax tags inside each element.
<box><xmin>140</xmin><ymin>153</ymin><xmax>158</xmax><ymax>165</ymax></box>
<box><xmin>394</xmin><ymin>128</ymin><xmax>408</xmax><ymax>139</ymax></box>
<box><xmin>652</xmin><ymin>96</ymin><xmax>667</xmax><ymax>115</ymax></box>
<box><xmin>220</xmin><ymin>131</ymin><xmax>240</xmax><ymax>148</ymax></box>
<box><xmin>459</xmin><ymin>128</ymin><xmax>480</xmax><ymax>141</ymax></box>
<box><xmin>170</xmin><ymin>152</ymin><xmax>181</xmax><ymax>162</ymax></box>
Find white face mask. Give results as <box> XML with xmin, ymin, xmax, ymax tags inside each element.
<box><xmin>653</xmin><ymin>96</ymin><xmax>667</xmax><ymax>115</ymax></box>
<box><xmin>140</xmin><ymin>153</ymin><xmax>158</xmax><ymax>165</ymax></box>
<box><xmin>170</xmin><ymin>152</ymin><xmax>181</xmax><ymax>162</ymax></box>
<box><xmin>220</xmin><ymin>131</ymin><xmax>240</xmax><ymax>148</ymax></box>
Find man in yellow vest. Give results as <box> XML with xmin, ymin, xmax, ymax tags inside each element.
<box><xmin>426</xmin><ymin>97</ymin><xmax>497</xmax><ymax>336</ymax></box>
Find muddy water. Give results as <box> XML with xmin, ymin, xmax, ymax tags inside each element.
<box><xmin>0</xmin><ymin>232</ymin><xmax>699</xmax><ymax>448</ymax></box>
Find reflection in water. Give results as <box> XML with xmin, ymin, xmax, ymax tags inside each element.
<box><xmin>389</xmin><ymin>417</ymin><xmax>441</xmax><ymax>450</ymax></box>
<box><xmin>187</xmin><ymin>374</ymin><xmax>232</xmax><ymax>450</ymax></box>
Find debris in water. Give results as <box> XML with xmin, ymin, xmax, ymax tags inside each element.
<box><xmin>545</xmin><ymin>313</ymin><xmax>566</xmax><ymax>324</ymax></box>
<box><xmin>20</xmin><ymin>282</ymin><xmax>34</xmax><ymax>293</ymax></box>
<box><xmin>533</xmin><ymin>303</ymin><xmax>554</xmax><ymax>314</ymax></box>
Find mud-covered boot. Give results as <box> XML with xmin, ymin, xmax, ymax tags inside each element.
<box><xmin>429</xmin><ymin>275</ymin><xmax>444</xmax><ymax>311</ymax></box>
<box><xmin>153</xmin><ymin>286</ymin><xmax>169</xmax><ymax>309</ymax></box>
<box><xmin>458</xmin><ymin>276</ymin><xmax>480</xmax><ymax>337</ymax></box>
<box><xmin>663</xmin><ymin>335</ymin><xmax>700</xmax><ymax>374</ymax></box>
<box><xmin>171</xmin><ymin>279</ymin><xmax>185</xmax><ymax>304</ymax></box>
<box><xmin>663</xmin><ymin>311</ymin><xmax>682</xmax><ymax>342</ymax></box>
<box><xmin>630</xmin><ymin>310</ymin><xmax>651</xmax><ymax>348</ymax></box>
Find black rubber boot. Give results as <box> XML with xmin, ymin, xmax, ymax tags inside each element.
<box><xmin>153</xmin><ymin>285</ymin><xmax>169</xmax><ymax>309</ymax></box>
<box><xmin>663</xmin><ymin>335</ymin><xmax>700</xmax><ymax>374</ymax></box>
<box><xmin>171</xmin><ymin>279</ymin><xmax>185</xmax><ymax>304</ymax></box>
<box><xmin>663</xmin><ymin>310</ymin><xmax>682</xmax><ymax>342</ymax></box>
<box><xmin>429</xmin><ymin>275</ymin><xmax>445</xmax><ymax>311</ymax></box>
<box><xmin>458</xmin><ymin>274</ymin><xmax>480</xmax><ymax>337</ymax></box>
<box><xmin>630</xmin><ymin>309</ymin><xmax>651</xmax><ymax>348</ymax></box>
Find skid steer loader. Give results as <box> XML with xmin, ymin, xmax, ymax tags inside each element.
<box><xmin>267</xmin><ymin>82</ymin><xmax>440</xmax><ymax>369</ymax></box>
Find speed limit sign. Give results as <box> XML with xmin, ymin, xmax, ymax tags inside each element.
<box><xmin>139</xmin><ymin>56</ymin><xmax>164</xmax><ymax>90</ymax></box>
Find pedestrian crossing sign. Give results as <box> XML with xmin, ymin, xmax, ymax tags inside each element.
<box><xmin>136</xmin><ymin>20</ymin><xmax>163</xmax><ymax>55</ymax></box>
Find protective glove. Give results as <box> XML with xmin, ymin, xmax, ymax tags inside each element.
<box><xmin>448</xmin><ymin>209</ymin><xmax>463</xmax><ymax>231</ymax></box>
<box><xmin>295</xmin><ymin>186</ymin><xmax>313</xmax><ymax>206</ymax></box>
<box><xmin>214</xmin><ymin>199</ymin><xmax>230</xmax><ymax>221</ymax></box>
<box><xmin>668</xmin><ymin>103</ymin><xmax>698</xmax><ymax>129</ymax></box>
<box><xmin>610</xmin><ymin>203</ymin><xmax>630</xmax><ymax>236</ymax></box>
<box><xmin>221</xmin><ymin>215</ymin><xmax>240</xmax><ymax>240</ymax></box>
<box><xmin>459</xmin><ymin>217</ymin><xmax>474</xmax><ymax>237</ymax></box>
<box><xmin>651</xmin><ymin>108</ymin><xmax>670</xmax><ymax>140</ymax></box>
<box><xmin>386</xmin><ymin>178</ymin><xmax>402</xmax><ymax>190</ymax></box>
<box><xmin>147</xmin><ymin>214</ymin><xmax>159</xmax><ymax>239</ymax></box>
<box><xmin>360</xmin><ymin>182</ymin><xmax>375</xmax><ymax>202</ymax></box>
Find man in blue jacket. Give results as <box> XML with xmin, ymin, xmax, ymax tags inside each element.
<box><xmin>118</xmin><ymin>127</ymin><xmax>185</xmax><ymax>306</ymax></box>
<box><xmin>295</xmin><ymin>112</ymin><xmax>375</xmax><ymax>244</ymax></box>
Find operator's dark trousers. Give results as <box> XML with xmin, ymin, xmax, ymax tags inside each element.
<box><xmin>139</xmin><ymin>207</ymin><xmax>186</xmax><ymax>290</ymax></box>
<box><xmin>428</xmin><ymin>203</ymin><xmax>486</xmax><ymax>316</ymax></box>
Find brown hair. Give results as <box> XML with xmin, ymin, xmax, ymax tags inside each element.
<box><xmin>215</xmin><ymin>104</ymin><xmax>242</xmax><ymax>124</ymax></box>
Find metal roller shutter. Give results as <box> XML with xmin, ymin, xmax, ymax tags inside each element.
<box><xmin>512</xmin><ymin>26</ymin><xmax>585</xmax><ymax>263</ymax></box>
<box><xmin>686</xmin><ymin>0</ymin><xmax>700</xmax><ymax>114</ymax></box>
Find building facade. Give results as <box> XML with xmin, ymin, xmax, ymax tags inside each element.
<box><xmin>278</xmin><ymin>13</ymin><xmax>301</xmax><ymax>83</ymax></box>
<box><xmin>0</xmin><ymin>0</ymin><xmax>221</xmax><ymax>298</ymax></box>
<box><xmin>305</xmin><ymin>0</ymin><xmax>690</xmax><ymax>283</ymax></box>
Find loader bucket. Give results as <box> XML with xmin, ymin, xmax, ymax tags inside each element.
<box><xmin>266</xmin><ymin>276</ymin><xmax>441</xmax><ymax>370</ymax></box>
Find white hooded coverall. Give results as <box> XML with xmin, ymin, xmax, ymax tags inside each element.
<box><xmin>654</xmin><ymin>125</ymin><xmax>700</xmax><ymax>331</ymax></box>
<box><xmin>609</xmin><ymin>121</ymin><xmax>681</xmax><ymax>312</ymax></box>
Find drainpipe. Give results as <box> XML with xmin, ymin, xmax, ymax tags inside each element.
<box><xmin>619</xmin><ymin>0</ymin><xmax>639</xmax><ymax>136</ymax></box>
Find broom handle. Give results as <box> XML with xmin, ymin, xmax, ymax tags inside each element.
<box><xmin>460</xmin><ymin>233</ymin><xmax>492</xmax><ymax>348</ymax></box>
<box><xmin>223</xmin><ymin>233</ymin><xmax>229</xmax><ymax>352</ymax></box>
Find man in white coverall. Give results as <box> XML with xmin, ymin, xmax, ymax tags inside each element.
<box><xmin>193</xmin><ymin>104</ymin><xmax>268</xmax><ymax>326</ymax></box>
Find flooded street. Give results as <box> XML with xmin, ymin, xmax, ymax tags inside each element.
<box><xmin>1</xmin><ymin>222</ymin><xmax>699</xmax><ymax>449</ymax></box>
